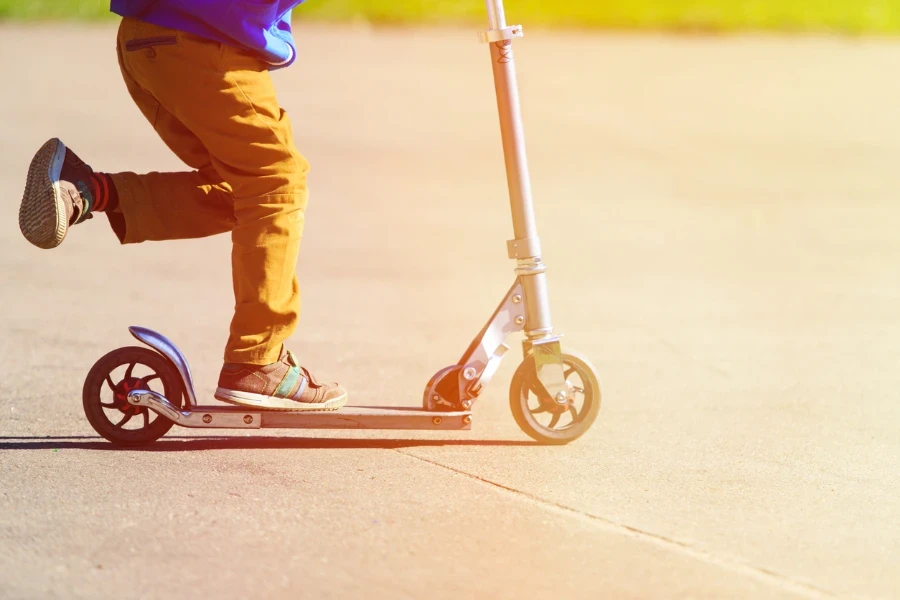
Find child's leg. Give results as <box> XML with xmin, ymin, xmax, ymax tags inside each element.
<box><xmin>107</xmin><ymin>42</ymin><xmax>235</xmax><ymax>244</ymax></box>
<box><xmin>116</xmin><ymin>18</ymin><xmax>309</xmax><ymax>366</ymax></box>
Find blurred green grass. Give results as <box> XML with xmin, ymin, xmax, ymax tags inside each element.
<box><xmin>1</xmin><ymin>0</ymin><xmax>898</xmax><ymax>33</ymax></box>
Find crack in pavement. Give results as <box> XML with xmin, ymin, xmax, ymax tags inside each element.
<box><xmin>393</xmin><ymin>448</ymin><xmax>844</xmax><ymax>600</ymax></box>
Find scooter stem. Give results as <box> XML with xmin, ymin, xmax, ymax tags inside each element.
<box><xmin>485</xmin><ymin>0</ymin><xmax>537</xmax><ymax>244</ymax></box>
<box><xmin>486</xmin><ymin>0</ymin><xmax>507</xmax><ymax>30</ymax></box>
<box><xmin>483</xmin><ymin>0</ymin><xmax>553</xmax><ymax>338</ymax></box>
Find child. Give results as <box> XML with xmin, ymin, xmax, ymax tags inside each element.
<box><xmin>18</xmin><ymin>0</ymin><xmax>347</xmax><ymax>412</ymax></box>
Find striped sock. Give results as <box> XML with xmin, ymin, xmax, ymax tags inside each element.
<box><xmin>89</xmin><ymin>173</ymin><xmax>119</xmax><ymax>213</ymax></box>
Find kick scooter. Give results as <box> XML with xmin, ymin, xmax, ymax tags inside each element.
<box><xmin>82</xmin><ymin>0</ymin><xmax>602</xmax><ymax>446</ymax></box>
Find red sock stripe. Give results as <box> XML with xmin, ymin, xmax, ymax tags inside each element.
<box><xmin>92</xmin><ymin>173</ymin><xmax>109</xmax><ymax>212</ymax></box>
<box><xmin>99</xmin><ymin>174</ymin><xmax>110</xmax><ymax>210</ymax></box>
<box><xmin>89</xmin><ymin>174</ymin><xmax>103</xmax><ymax>211</ymax></box>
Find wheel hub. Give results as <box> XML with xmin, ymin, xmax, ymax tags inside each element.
<box><xmin>112</xmin><ymin>377</ymin><xmax>148</xmax><ymax>414</ymax></box>
<box><xmin>534</xmin><ymin>379</ymin><xmax>574</xmax><ymax>415</ymax></box>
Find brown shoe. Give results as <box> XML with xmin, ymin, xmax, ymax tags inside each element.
<box><xmin>19</xmin><ymin>138</ymin><xmax>94</xmax><ymax>249</ymax></box>
<box><xmin>215</xmin><ymin>348</ymin><xmax>348</xmax><ymax>411</ymax></box>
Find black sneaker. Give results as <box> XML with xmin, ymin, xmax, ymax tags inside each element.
<box><xmin>19</xmin><ymin>138</ymin><xmax>94</xmax><ymax>249</ymax></box>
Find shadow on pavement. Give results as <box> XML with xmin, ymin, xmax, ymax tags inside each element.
<box><xmin>0</xmin><ymin>436</ymin><xmax>539</xmax><ymax>451</ymax></box>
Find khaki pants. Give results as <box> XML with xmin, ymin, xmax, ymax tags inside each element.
<box><xmin>110</xmin><ymin>17</ymin><xmax>308</xmax><ymax>365</ymax></box>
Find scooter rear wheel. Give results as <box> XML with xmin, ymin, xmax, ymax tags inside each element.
<box><xmin>83</xmin><ymin>346</ymin><xmax>183</xmax><ymax>446</ymax></box>
<box><xmin>509</xmin><ymin>350</ymin><xmax>601</xmax><ymax>445</ymax></box>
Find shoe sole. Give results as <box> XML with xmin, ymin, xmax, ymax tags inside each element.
<box><xmin>214</xmin><ymin>387</ymin><xmax>348</xmax><ymax>412</ymax></box>
<box><xmin>19</xmin><ymin>138</ymin><xmax>68</xmax><ymax>249</ymax></box>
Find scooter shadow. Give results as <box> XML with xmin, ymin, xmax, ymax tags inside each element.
<box><xmin>0</xmin><ymin>435</ymin><xmax>539</xmax><ymax>451</ymax></box>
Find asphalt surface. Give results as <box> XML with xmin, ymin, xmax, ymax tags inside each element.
<box><xmin>1</xmin><ymin>24</ymin><xmax>899</xmax><ymax>600</ymax></box>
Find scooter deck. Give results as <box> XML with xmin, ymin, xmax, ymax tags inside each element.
<box><xmin>181</xmin><ymin>405</ymin><xmax>472</xmax><ymax>431</ymax></box>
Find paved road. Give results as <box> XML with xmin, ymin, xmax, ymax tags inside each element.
<box><xmin>1</xmin><ymin>24</ymin><xmax>898</xmax><ymax>600</ymax></box>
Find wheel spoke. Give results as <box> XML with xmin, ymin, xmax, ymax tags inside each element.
<box><xmin>532</xmin><ymin>405</ymin><xmax>552</xmax><ymax>415</ymax></box>
<box><xmin>548</xmin><ymin>413</ymin><xmax>561</xmax><ymax>429</ymax></box>
<box><xmin>115</xmin><ymin>413</ymin><xmax>132</xmax><ymax>428</ymax></box>
<box><xmin>568</xmin><ymin>405</ymin><xmax>579</xmax><ymax>422</ymax></box>
<box><xmin>564</xmin><ymin>367</ymin><xmax>576</xmax><ymax>378</ymax></box>
<box><xmin>142</xmin><ymin>373</ymin><xmax>159</xmax><ymax>384</ymax></box>
<box><xmin>104</xmin><ymin>375</ymin><xmax>117</xmax><ymax>391</ymax></box>
<box><xmin>100</xmin><ymin>401</ymin><xmax>117</xmax><ymax>408</ymax></box>
<box><xmin>124</xmin><ymin>363</ymin><xmax>135</xmax><ymax>380</ymax></box>
<box><xmin>142</xmin><ymin>408</ymin><xmax>150</xmax><ymax>428</ymax></box>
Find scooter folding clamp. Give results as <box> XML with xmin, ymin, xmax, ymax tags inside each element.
<box><xmin>478</xmin><ymin>25</ymin><xmax>524</xmax><ymax>44</ymax></box>
<box><xmin>506</xmin><ymin>236</ymin><xmax>542</xmax><ymax>259</ymax></box>
<box><xmin>457</xmin><ymin>280</ymin><xmax>527</xmax><ymax>398</ymax></box>
<box><xmin>423</xmin><ymin>279</ymin><xmax>526</xmax><ymax>411</ymax></box>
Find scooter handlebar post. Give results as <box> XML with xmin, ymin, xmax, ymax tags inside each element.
<box><xmin>483</xmin><ymin>0</ymin><xmax>554</xmax><ymax>336</ymax></box>
<box><xmin>486</xmin><ymin>0</ymin><xmax>507</xmax><ymax>29</ymax></box>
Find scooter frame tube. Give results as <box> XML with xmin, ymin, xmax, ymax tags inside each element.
<box><xmin>484</xmin><ymin>0</ymin><xmax>554</xmax><ymax>339</ymax></box>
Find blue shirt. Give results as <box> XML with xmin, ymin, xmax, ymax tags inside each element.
<box><xmin>110</xmin><ymin>1</ymin><xmax>303</xmax><ymax>69</ymax></box>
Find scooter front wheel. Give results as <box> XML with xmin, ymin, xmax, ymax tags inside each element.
<box><xmin>83</xmin><ymin>347</ymin><xmax>183</xmax><ymax>446</ymax></box>
<box><xmin>509</xmin><ymin>349</ymin><xmax>601</xmax><ymax>445</ymax></box>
